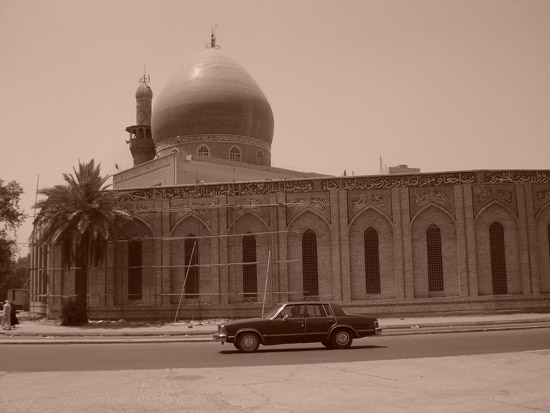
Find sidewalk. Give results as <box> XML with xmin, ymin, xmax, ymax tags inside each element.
<box><xmin>3</xmin><ymin>313</ymin><xmax>550</xmax><ymax>412</ymax></box>
<box><xmin>2</xmin><ymin>311</ymin><xmax>550</xmax><ymax>344</ymax></box>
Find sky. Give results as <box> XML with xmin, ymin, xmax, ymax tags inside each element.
<box><xmin>1</xmin><ymin>0</ymin><xmax>549</xmax><ymax>256</ymax></box>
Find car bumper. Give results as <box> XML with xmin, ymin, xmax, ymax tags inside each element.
<box><xmin>213</xmin><ymin>333</ymin><xmax>226</xmax><ymax>343</ymax></box>
<box><xmin>375</xmin><ymin>327</ymin><xmax>382</xmax><ymax>335</ymax></box>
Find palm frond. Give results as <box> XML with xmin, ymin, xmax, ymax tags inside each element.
<box><xmin>33</xmin><ymin>159</ymin><xmax>135</xmax><ymax>274</ymax></box>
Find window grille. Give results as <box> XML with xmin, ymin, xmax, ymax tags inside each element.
<box><xmin>242</xmin><ymin>234</ymin><xmax>257</xmax><ymax>300</ymax></box>
<box><xmin>256</xmin><ymin>151</ymin><xmax>264</xmax><ymax>165</ymax></box>
<box><xmin>364</xmin><ymin>227</ymin><xmax>381</xmax><ymax>294</ymax></box>
<box><xmin>128</xmin><ymin>241</ymin><xmax>142</xmax><ymax>300</ymax></box>
<box><xmin>229</xmin><ymin>147</ymin><xmax>241</xmax><ymax>162</ymax></box>
<box><xmin>302</xmin><ymin>229</ymin><xmax>319</xmax><ymax>297</ymax></box>
<box><xmin>426</xmin><ymin>224</ymin><xmax>444</xmax><ymax>292</ymax></box>
<box><xmin>184</xmin><ymin>236</ymin><xmax>199</xmax><ymax>298</ymax></box>
<box><xmin>489</xmin><ymin>222</ymin><xmax>508</xmax><ymax>294</ymax></box>
<box><xmin>197</xmin><ymin>145</ymin><xmax>210</xmax><ymax>157</ymax></box>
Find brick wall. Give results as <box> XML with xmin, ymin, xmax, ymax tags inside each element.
<box><xmin>34</xmin><ymin>171</ymin><xmax>550</xmax><ymax>320</ymax></box>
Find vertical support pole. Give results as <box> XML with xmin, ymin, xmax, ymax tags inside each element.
<box><xmin>262</xmin><ymin>249</ymin><xmax>272</xmax><ymax>316</ymax></box>
<box><xmin>174</xmin><ymin>240</ymin><xmax>196</xmax><ymax>323</ymax></box>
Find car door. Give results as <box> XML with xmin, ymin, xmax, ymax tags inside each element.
<box><xmin>265</xmin><ymin>304</ymin><xmax>306</xmax><ymax>345</ymax></box>
<box><xmin>305</xmin><ymin>304</ymin><xmax>336</xmax><ymax>343</ymax></box>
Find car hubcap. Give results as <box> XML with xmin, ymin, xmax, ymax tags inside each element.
<box><xmin>336</xmin><ymin>332</ymin><xmax>349</xmax><ymax>345</ymax></box>
<box><xmin>243</xmin><ymin>336</ymin><xmax>255</xmax><ymax>349</ymax></box>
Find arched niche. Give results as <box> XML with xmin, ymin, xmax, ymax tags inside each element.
<box><xmin>348</xmin><ymin>207</ymin><xmax>396</xmax><ymax>300</ymax></box>
<box><xmin>411</xmin><ymin>204</ymin><xmax>459</xmax><ymax>298</ymax></box>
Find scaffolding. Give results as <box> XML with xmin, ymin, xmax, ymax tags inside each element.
<box><xmin>28</xmin><ymin>200</ymin><xmax>307</xmax><ymax>320</ymax></box>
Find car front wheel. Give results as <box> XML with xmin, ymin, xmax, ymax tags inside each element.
<box><xmin>236</xmin><ymin>332</ymin><xmax>260</xmax><ymax>353</ymax></box>
<box><xmin>330</xmin><ymin>328</ymin><xmax>353</xmax><ymax>349</ymax></box>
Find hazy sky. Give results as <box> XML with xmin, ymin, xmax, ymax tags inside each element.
<box><xmin>1</xmin><ymin>0</ymin><xmax>549</xmax><ymax>255</ymax></box>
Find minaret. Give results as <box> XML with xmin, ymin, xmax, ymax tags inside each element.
<box><xmin>125</xmin><ymin>73</ymin><xmax>156</xmax><ymax>166</ymax></box>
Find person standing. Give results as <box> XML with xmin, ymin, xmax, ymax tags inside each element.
<box><xmin>2</xmin><ymin>300</ymin><xmax>12</xmax><ymax>330</ymax></box>
<box><xmin>10</xmin><ymin>303</ymin><xmax>18</xmax><ymax>328</ymax></box>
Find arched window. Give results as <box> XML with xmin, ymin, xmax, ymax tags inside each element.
<box><xmin>256</xmin><ymin>151</ymin><xmax>264</xmax><ymax>165</ymax></box>
<box><xmin>426</xmin><ymin>224</ymin><xmax>444</xmax><ymax>292</ymax></box>
<box><xmin>242</xmin><ymin>234</ymin><xmax>257</xmax><ymax>300</ymax></box>
<box><xmin>197</xmin><ymin>145</ymin><xmax>210</xmax><ymax>157</ymax></box>
<box><xmin>364</xmin><ymin>227</ymin><xmax>381</xmax><ymax>294</ymax></box>
<box><xmin>128</xmin><ymin>240</ymin><xmax>142</xmax><ymax>300</ymax></box>
<box><xmin>184</xmin><ymin>235</ymin><xmax>199</xmax><ymax>298</ymax></box>
<box><xmin>489</xmin><ymin>222</ymin><xmax>507</xmax><ymax>294</ymax></box>
<box><xmin>302</xmin><ymin>229</ymin><xmax>319</xmax><ymax>298</ymax></box>
<box><xmin>229</xmin><ymin>146</ymin><xmax>241</xmax><ymax>162</ymax></box>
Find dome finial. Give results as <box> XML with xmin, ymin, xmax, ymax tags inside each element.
<box><xmin>206</xmin><ymin>24</ymin><xmax>220</xmax><ymax>49</ymax></box>
<box><xmin>139</xmin><ymin>65</ymin><xmax>150</xmax><ymax>85</ymax></box>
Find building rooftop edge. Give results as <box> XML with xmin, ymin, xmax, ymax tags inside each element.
<box><xmin>112</xmin><ymin>168</ymin><xmax>550</xmax><ymax>193</ymax></box>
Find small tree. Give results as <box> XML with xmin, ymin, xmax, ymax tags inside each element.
<box><xmin>0</xmin><ymin>179</ymin><xmax>25</xmax><ymax>300</ymax></box>
<box><xmin>33</xmin><ymin>160</ymin><xmax>132</xmax><ymax>324</ymax></box>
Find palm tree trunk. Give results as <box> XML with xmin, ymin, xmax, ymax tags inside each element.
<box><xmin>77</xmin><ymin>241</ymin><xmax>89</xmax><ymax>307</ymax></box>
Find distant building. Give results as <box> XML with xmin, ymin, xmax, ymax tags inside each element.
<box><xmin>380</xmin><ymin>164</ymin><xmax>421</xmax><ymax>175</ymax></box>
<box><xmin>30</xmin><ymin>34</ymin><xmax>550</xmax><ymax>320</ymax></box>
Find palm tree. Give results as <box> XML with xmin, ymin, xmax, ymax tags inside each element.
<box><xmin>33</xmin><ymin>160</ymin><xmax>132</xmax><ymax>322</ymax></box>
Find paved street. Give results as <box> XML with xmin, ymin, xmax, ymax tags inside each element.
<box><xmin>1</xmin><ymin>328</ymin><xmax>550</xmax><ymax>412</ymax></box>
<box><xmin>2</xmin><ymin>329</ymin><xmax>550</xmax><ymax>371</ymax></box>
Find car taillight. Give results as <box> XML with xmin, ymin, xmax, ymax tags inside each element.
<box><xmin>374</xmin><ymin>320</ymin><xmax>379</xmax><ymax>328</ymax></box>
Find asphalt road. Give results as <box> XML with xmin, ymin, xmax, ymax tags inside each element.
<box><xmin>3</xmin><ymin>328</ymin><xmax>549</xmax><ymax>372</ymax></box>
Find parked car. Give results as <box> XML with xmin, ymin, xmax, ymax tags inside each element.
<box><xmin>213</xmin><ymin>301</ymin><xmax>381</xmax><ymax>352</ymax></box>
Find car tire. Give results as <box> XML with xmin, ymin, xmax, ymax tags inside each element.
<box><xmin>236</xmin><ymin>332</ymin><xmax>260</xmax><ymax>353</ymax></box>
<box><xmin>321</xmin><ymin>340</ymin><xmax>333</xmax><ymax>349</ymax></box>
<box><xmin>330</xmin><ymin>328</ymin><xmax>353</xmax><ymax>349</ymax></box>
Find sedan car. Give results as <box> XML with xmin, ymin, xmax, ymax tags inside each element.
<box><xmin>213</xmin><ymin>301</ymin><xmax>381</xmax><ymax>352</ymax></box>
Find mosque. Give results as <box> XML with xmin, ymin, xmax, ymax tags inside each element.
<box><xmin>30</xmin><ymin>34</ymin><xmax>550</xmax><ymax>320</ymax></box>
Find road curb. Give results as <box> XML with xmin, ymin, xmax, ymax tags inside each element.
<box><xmin>1</xmin><ymin>321</ymin><xmax>549</xmax><ymax>344</ymax></box>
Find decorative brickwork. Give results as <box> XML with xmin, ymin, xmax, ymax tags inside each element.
<box><xmin>533</xmin><ymin>184</ymin><xmax>550</xmax><ymax>215</ymax></box>
<box><xmin>484</xmin><ymin>170</ymin><xmax>550</xmax><ymax>184</ymax></box>
<box><xmin>409</xmin><ymin>186</ymin><xmax>455</xmax><ymax>221</ymax></box>
<box><xmin>119</xmin><ymin>180</ymin><xmax>315</xmax><ymax>201</ymax></box>
<box><xmin>156</xmin><ymin>134</ymin><xmax>272</xmax><ymax>152</ymax></box>
<box><xmin>227</xmin><ymin>196</ymin><xmax>271</xmax><ymax>228</ymax></box>
<box><xmin>117</xmin><ymin>170</ymin><xmax>550</xmax><ymax>202</ymax></box>
<box><xmin>132</xmin><ymin>202</ymin><xmax>157</xmax><ymax>219</ymax></box>
<box><xmin>286</xmin><ymin>193</ymin><xmax>331</xmax><ymax>224</ymax></box>
<box><xmin>323</xmin><ymin>171</ymin><xmax>476</xmax><ymax>191</ymax></box>
<box><xmin>348</xmin><ymin>190</ymin><xmax>392</xmax><ymax>222</ymax></box>
<box><xmin>472</xmin><ymin>184</ymin><xmax>517</xmax><ymax>218</ymax></box>
<box><xmin>169</xmin><ymin>199</ymin><xmax>212</xmax><ymax>229</ymax></box>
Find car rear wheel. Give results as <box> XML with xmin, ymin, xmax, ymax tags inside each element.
<box><xmin>321</xmin><ymin>340</ymin><xmax>333</xmax><ymax>349</ymax></box>
<box><xmin>236</xmin><ymin>332</ymin><xmax>260</xmax><ymax>353</ymax></box>
<box><xmin>330</xmin><ymin>328</ymin><xmax>353</xmax><ymax>349</ymax></box>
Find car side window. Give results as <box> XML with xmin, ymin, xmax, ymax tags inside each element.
<box><xmin>323</xmin><ymin>304</ymin><xmax>334</xmax><ymax>317</ymax></box>
<box><xmin>280</xmin><ymin>305</ymin><xmax>305</xmax><ymax>318</ymax></box>
<box><xmin>281</xmin><ymin>305</ymin><xmax>306</xmax><ymax>318</ymax></box>
<box><xmin>307</xmin><ymin>304</ymin><xmax>327</xmax><ymax>318</ymax></box>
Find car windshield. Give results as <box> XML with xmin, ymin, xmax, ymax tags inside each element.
<box><xmin>263</xmin><ymin>304</ymin><xmax>285</xmax><ymax>319</ymax></box>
